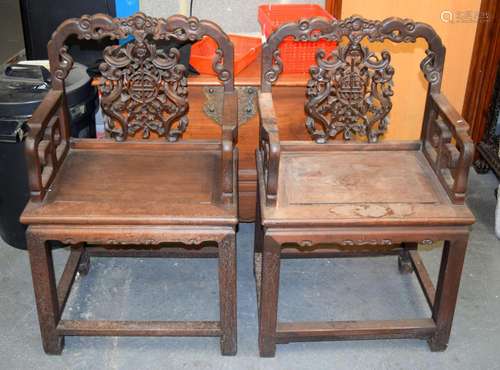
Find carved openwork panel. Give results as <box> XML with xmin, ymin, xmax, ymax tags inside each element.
<box><xmin>422</xmin><ymin>93</ymin><xmax>474</xmax><ymax>203</ymax></box>
<box><xmin>25</xmin><ymin>90</ymin><xmax>70</xmax><ymax>202</ymax></box>
<box><xmin>98</xmin><ymin>41</ymin><xmax>188</xmax><ymax>141</ymax></box>
<box><xmin>47</xmin><ymin>12</ymin><xmax>235</xmax><ymax>141</ymax></box>
<box><xmin>262</xmin><ymin>16</ymin><xmax>444</xmax><ymax>92</ymax></box>
<box><xmin>424</xmin><ymin>114</ymin><xmax>462</xmax><ymax>190</ymax></box>
<box><xmin>305</xmin><ymin>44</ymin><xmax>394</xmax><ymax>143</ymax></box>
<box><xmin>260</xmin><ymin>16</ymin><xmax>446</xmax><ymax>143</ymax></box>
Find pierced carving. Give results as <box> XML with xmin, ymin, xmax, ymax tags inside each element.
<box><xmin>264</xmin><ymin>49</ymin><xmax>283</xmax><ymax>84</ymax></box>
<box><xmin>305</xmin><ymin>43</ymin><xmax>394</xmax><ymax>143</ymax></box>
<box><xmin>261</xmin><ymin>16</ymin><xmax>444</xmax><ymax>92</ymax></box>
<box><xmin>98</xmin><ymin>41</ymin><xmax>189</xmax><ymax>141</ymax></box>
<box><xmin>48</xmin><ymin>12</ymin><xmax>234</xmax><ymax>110</ymax></box>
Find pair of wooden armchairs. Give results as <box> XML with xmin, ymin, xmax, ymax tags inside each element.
<box><xmin>22</xmin><ymin>13</ymin><xmax>474</xmax><ymax>357</ymax></box>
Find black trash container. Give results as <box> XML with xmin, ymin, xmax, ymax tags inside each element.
<box><xmin>0</xmin><ymin>62</ymin><xmax>97</xmax><ymax>249</ymax></box>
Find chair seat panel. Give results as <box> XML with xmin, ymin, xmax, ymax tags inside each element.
<box><xmin>22</xmin><ymin>148</ymin><xmax>237</xmax><ymax>225</ymax></box>
<box><xmin>282</xmin><ymin>151</ymin><xmax>442</xmax><ymax>205</ymax></box>
<box><xmin>261</xmin><ymin>150</ymin><xmax>474</xmax><ymax>227</ymax></box>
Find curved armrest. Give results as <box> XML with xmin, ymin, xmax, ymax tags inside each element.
<box><xmin>25</xmin><ymin>89</ymin><xmax>70</xmax><ymax>202</ymax></box>
<box><xmin>258</xmin><ymin>92</ymin><xmax>281</xmax><ymax>206</ymax></box>
<box><xmin>423</xmin><ymin>92</ymin><xmax>474</xmax><ymax>203</ymax></box>
<box><xmin>221</xmin><ymin>92</ymin><xmax>238</xmax><ymax>199</ymax></box>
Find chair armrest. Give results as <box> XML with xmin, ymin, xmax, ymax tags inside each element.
<box><xmin>25</xmin><ymin>89</ymin><xmax>70</xmax><ymax>202</ymax></box>
<box><xmin>221</xmin><ymin>92</ymin><xmax>238</xmax><ymax>199</ymax></box>
<box><xmin>258</xmin><ymin>92</ymin><xmax>281</xmax><ymax>206</ymax></box>
<box><xmin>422</xmin><ymin>92</ymin><xmax>474</xmax><ymax>203</ymax></box>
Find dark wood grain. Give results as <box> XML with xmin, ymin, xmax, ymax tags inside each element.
<box><xmin>462</xmin><ymin>0</ymin><xmax>500</xmax><ymax>144</ymax></box>
<box><xmin>23</xmin><ymin>12</ymin><xmax>238</xmax><ymax>356</ymax></box>
<box><xmin>57</xmin><ymin>320</ymin><xmax>222</xmax><ymax>337</ymax></box>
<box><xmin>255</xmin><ymin>16</ymin><xmax>474</xmax><ymax>356</ymax></box>
<box><xmin>325</xmin><ymin>0</ymin><xmax>343</xmax><ymax>19</ymax></box>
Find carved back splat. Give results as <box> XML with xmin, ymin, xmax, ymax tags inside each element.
<box><xmin>306</xmin><ymin>43</ymin><xmax>394</xmax><ymax>143</ymax></box>
<box><xmin>47</xmin><ymin>12</ymin><xmax>234</xmax><ymax>141</ymax></box>
<box><xmin>261</xmin><ymin>16</ymin><xmax>445</xmax><ymax>143</ymax></box>
<box><xmin>99</xmin><ymin>37</ymin><xmax>188</xmax><ymax>141</ymax></box>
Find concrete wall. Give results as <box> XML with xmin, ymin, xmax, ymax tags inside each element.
<box><xmin>140</xmin><ymin>0</ymin><xmax>324</xmax><ymax>34</ymax></box>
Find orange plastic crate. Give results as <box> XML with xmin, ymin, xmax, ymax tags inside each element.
<box><xmin>258</xmin><ymin>4</ymin><xmax>336</xmax><ymax>74</ymax></box>
<box><xmin>190</xmin><ymin>34</ymin><xmax>262</xmax><ymax>76</ymax></box>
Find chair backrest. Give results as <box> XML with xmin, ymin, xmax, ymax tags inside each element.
<box><xmin>261</xmin><ymin>16</ymin><xmax>445</xmax><ymax>143</ymax></box>
<box><xmin>48</xmin><ymin>12</ymin><xmax>234</xmax><ymax>141</ymax></box>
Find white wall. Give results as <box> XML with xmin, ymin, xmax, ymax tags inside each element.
<box><xmin>140</xmin><ymin>0</ymin><xmax>325</xmax><ymax>34</ymax></box>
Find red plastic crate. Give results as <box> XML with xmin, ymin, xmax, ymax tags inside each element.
<box><xmin>258</xmin><ymin>4</ymin><xmax>336</xmax><ymax>74</ymax></box>
<box><xmin>190</xmin><ymin>34</ymin><xmax>262</xmax><ymax>76</ymax></box>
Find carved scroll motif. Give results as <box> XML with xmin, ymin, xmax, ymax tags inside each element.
<box><xmin>48</xmin><ymin>12</ymin><xmax>235</xmax><ymax>141</ymax></box>
<box><xmin>98</xmin><ymin>41</ymin><xmax>189</xmax><ymax>141</ymax></box>
<box><xmin>260</xmin><ymin>16</ymin><xmax>446</xmax><ymax>143</ymax></box>
<box><xmin>262</xmin><ymin>16</ymin><xmax>444</xmax><ymax>89</ymax></box>
<box><xmin>305</xmin><ymin>43</ymin><xmax>394</xmax><ymax>143</ymax></box>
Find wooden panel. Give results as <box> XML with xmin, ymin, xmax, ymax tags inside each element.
<box><xmin>282</xmin><ymin>151</ymin><xmax>441</xmax><ymax>205</ymax></box>
<box><xmin>50</xmin><ymin>150</ymin><xmax>218</xmax><ymax>204</ymax></box>
<box><xmin>462</xmin><ymin>0</ymin><xmax>500</xmax><ymax>144</ymax></box>
<box><xmin>22</xmin><ymin>147</ymin><xmax>237</xmax><ymax>225</ymax></box>
<box><xmin>260</xmin><ymin>150</ymin><xmax>475</xmax><ymax>227</ymax></box>
<box><xmin>238</xmin><ymin>176</ymin><xmax>258</xmax><ymax>222</ymax></box>
<box><xmin>325</xmin><ymin>0</ymin><xmax>343</xmax><ymax>19</ymax></box>
<box><xmin>183</xmin><ymin>83</ymin><xmax>310</xmax><ymax>221</ymax></box>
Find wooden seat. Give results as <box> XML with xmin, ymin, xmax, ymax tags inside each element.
<box><xmin>22</xmin><ymin>13</ymin><xmax>238</xmax><ymax>356</ymax></box>
<box><xmin>22</xmin><ymin>143</ymin><xmax>237</xmax><ymax>226</ymax></box>
<box><xmin>255</xmin><ymin>16</ymin><xmax>475</xmax><ymax>357</ymax></box>
<box><xmin>260</xmin><ymin>147</ymin><xmax>474</xmax><ymax>227</ymax></box>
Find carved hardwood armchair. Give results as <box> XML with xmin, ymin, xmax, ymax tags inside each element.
<box><xmin>21</xmin><ymin>13</ymin><xmax>238</xmax><ymax>355</ymax></box>
<box><xmin>255</xmin><ymin>16</ymin><xmax>475</xmax><ymax>357</ymax></box>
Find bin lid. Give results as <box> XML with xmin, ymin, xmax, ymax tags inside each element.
<box><xmin>0</xmin><ymin>62</ymin><xmax>93</xmax><ymax>117</ymax></box>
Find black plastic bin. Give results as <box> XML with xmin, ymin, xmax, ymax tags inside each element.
<box><xmin>0</xmin><ymin>62</ymin><xmax>97</xmax><ymax>249</ymax></box>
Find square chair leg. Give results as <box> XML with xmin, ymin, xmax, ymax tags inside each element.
<box><xmin>428</xmin><ymin>237</ymin><xmax>468</xmax><ymax>351</ymax></box>
<box><xmin>218</xmin><ymin>235</ymin><xmax>237</xmax><ymax>355</ymax></box>
<box><xmin>258</xmin><ymin>236</ymin><xmax>281</xmax><ymax>357</ymax></box>
<box><xmin>27</xmin><ymin>233</ymin><xmax>65</xmax><ymax>354</ymax></box>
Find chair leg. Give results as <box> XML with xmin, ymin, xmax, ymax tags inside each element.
<box><xmin>77</xmin><ymin>244</ymin><xmax>90</xmax><ymax>276</ymax></box>
<box><xmin>218</xmin><ymin>234</ymin><xmax>237</xmax><ymax>355</ymax></box>
<box><xmin>254</xmin><ymin>190</ymin><xmax>264</xmax><ymax>254</ymax></box>
<box><xmin>258</xmin><ymin>235</ymin><xmax>281</xmax><ymax>357</ymax></box>
<box><xmin>398</xmin><ymin>243</ymin><xmax>416</xmax><ymax>274</ymax></box>
<box><xmin>254</xmin><ymin>197</ymin><xmax>264</xmax><ymax>278</ymax></box>
<box><xmin>27</xmin><ymin>233</ymin><xmax>64</xmax><ymax>354</ymax></box>
<box><xmin>428</xmin><ymin>237</ymin><xmax>468</xmax><ymax>351</ymax></box>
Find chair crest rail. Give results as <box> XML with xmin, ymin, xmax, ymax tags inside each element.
<box><xmin>47</xmin><ymin>12</ymin><xmax>235</xmax><ymax>142</ymax></box>
<box><xmin>261</xmin><ymin>16</ymin><xmax>445</xmax><ymax>143</ymax></box>
<box><xmin>49</xmin><ymin>12</ymin><xmax>234</xmax><ymax>91</ymax></box>
<box><xmin>261</xmin><ymin>16</ymin><xmax>445</xmax><ymax>91</ymax></box>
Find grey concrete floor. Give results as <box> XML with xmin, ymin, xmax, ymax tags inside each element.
<box><xmin>0</xmin><ymin>171</ymin><xmax>499</xmax><ymax>370</ymax></box>
<box><xmin>1</xmin><ymin>1</ymin><xmax>500</xmax><ymax>368</ymax></box>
